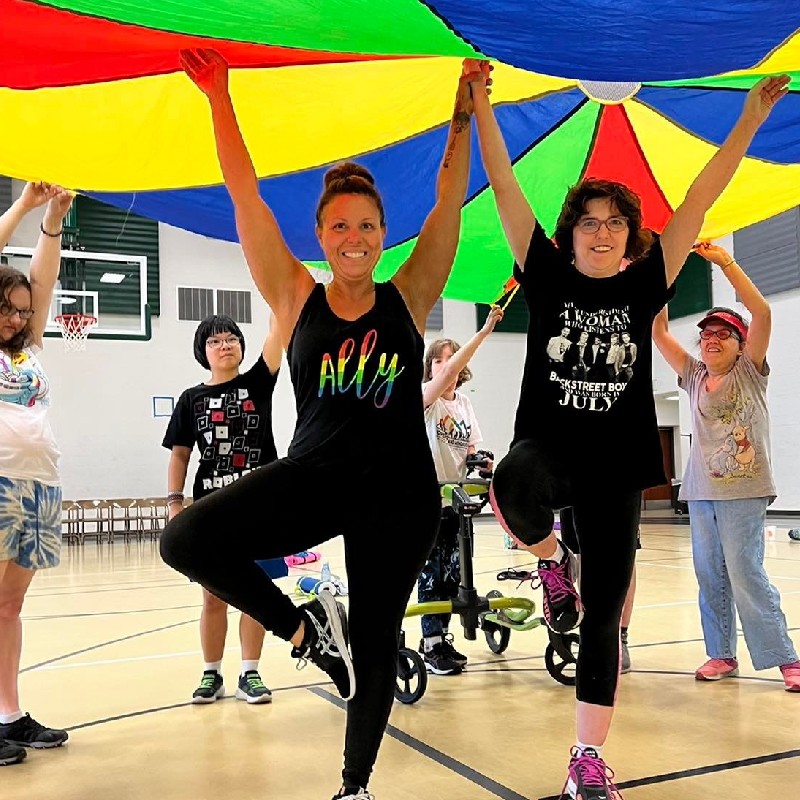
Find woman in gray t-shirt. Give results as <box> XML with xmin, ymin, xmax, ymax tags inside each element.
<box><xmin>652</xmin><ymin>241</ymin><xmax>798</xmax><ymax>692</ymax></box>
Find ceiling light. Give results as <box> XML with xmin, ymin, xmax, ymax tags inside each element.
<box><xmin>99</xmin><ymin>272</ymin><xmax>126</xmax><ymax>284</ymax></box>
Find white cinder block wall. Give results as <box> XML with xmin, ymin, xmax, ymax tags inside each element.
<box><xmin>6</xmin><ymin>185</ymin><xmax>800</xmax><ymax>510</ymax></box>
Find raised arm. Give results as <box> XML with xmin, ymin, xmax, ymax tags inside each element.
<box><xmin>469</xmin><ymin>61</ymin><xmax>536</xmax><ymax>269</ymax></box>
<box><xmin>393</xmin><ymin>63</ymin><xmax>475</xmax><ymax>331</ymax></box>
<box><xmin>262</xmin><ymin>311</ymin><xmax>283</xmax><ymax>375</ymax></box>
<box><xmin>422</xmin><ymin>305</ymin><xmax>503</xmax><ymax>407</ymax></box>
<box><xmin>652</xmin><ymin>306</ymin><xmax>691</xmax><ymax>377</ymax></box>
<box><xmin>696</xmin><ymin>241</ymin><xmax>771</xmax><ymax>371</ymax></box>
<box><xmin>180</xmin><ymin>49</ymin><xmax>313</xmax><ymax>337</ymax></box>
<box><xmin>660</xmin><ymin>75</ymin><xmax>790</xmax><ymax>286</ymax></box>
<box><xmin>28</xmin><ymin>185</ymin><xmax>74</xmax><ymax>346</ymax></box>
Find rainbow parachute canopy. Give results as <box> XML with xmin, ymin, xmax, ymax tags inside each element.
<box><xmin>2</xmin><ymin>0</ymin><xmax>799</xmax><ymax>301</ymax></box>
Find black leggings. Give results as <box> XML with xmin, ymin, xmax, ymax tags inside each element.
<box><xmin>490</xmin><ymin>439</ymin><xmax>640</xmax><ymax>706</ymax></box>
<box><xmin>160</xmin><ymin>457</ymin><xmax>440</xmax><ymax>788</ymax></box>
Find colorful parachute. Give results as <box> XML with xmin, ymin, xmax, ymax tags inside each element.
<box><xmin>1</xmin><ymin>1</ymin><xmax>799</xmax><ymax>301</ymax></box>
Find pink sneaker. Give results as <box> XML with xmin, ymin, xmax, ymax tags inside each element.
<box><xmin>561</xmin><ymin>746</ymin><xmax>622</xmax><ymax>800</ymax></box>
<box><xmin>695</xmin><ymin>658</ymin><xmax>739</xmax><ymax>681</ymax></box>
<box><xmin>780</xmin><ymin>662</ymin><xmax>800</xmax><ymax>692</ymax></box>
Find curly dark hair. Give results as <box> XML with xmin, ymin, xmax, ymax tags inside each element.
<box><xmin>315</xmin><ymin>162</ymin><xmax>386</xmax><ymax>228</ymax></box>
<box><xmin>193</xmin><ymin>314</ymin><xmax>246</xmax><ymax>370</ymax></box>
<box><xmin>554</xmin><ymin>179</ymin><xmax>653</xmax><ymax>262</ymax></box>
<box><xmin>0</xmin><ymin>266</ymin><xmax>34</xmax><ymax>355</ymax></box>
<box><xmin>423</xmin><ymin>339</ymin><xmax>473</xmax><ymax>388</ymax></box>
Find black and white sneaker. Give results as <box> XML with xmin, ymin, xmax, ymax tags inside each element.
<box><xmin>0</xmin><ymin>739</ymin><xmax>26</xmax><ymax>765</ymax></box>
<box><xmin>419</xmin><ymin>642</ymin><xmax>463</xmax><ymax>675</ymax></box>
<box><xmin>192</xmin><ymin>670</ymin><xmax>225</xmax><ymax>704</ymax></box>
<box><xmin>235</xmin><ymin>670</ymin><xmax>273</xmax><ymax>704</ymax></box>
<box><xmin>0</xmin><ymin>714</ymin><xmax>68</xmax><ymax>749</ymax></box>
<box><xmin>331</xmin><ymin>787</ymin><xmax>373</xmax><ymax>800</ymax></box>
<box><xmin>292</xmin><ymin>588</ymin><xmax>355</xmax><ymax>700</ymax></box>
<box><xmin>441</xmin><ymin>633</ymin><xmax>468</xmax><ymax>667</ymax></box>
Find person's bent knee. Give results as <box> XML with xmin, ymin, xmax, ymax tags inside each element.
<box><xmin>491</xmin><ymin>455</ymin><xmax>555</xmax><ymax>546</ymax></box>
<box><xmin>159</xmin><ymin>509</ymin><xmax>197</xmax><ymax>573</ymax></box>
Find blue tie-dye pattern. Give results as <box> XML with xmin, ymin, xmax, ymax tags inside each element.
<box><xmin>0</xmin><ymin>476</ymin><xmax>62</xmax><ymax>569</ymax></box>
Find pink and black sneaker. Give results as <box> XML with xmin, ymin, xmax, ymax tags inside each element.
<box><xmin>533</xmin><ymin>544</ymin><xmax>583</xmax><ymax>633</ymax></box>
<box><xmin>562</xmin><ymin>746</ymin><xmax>622</xmax><ymax>800</ymax></box>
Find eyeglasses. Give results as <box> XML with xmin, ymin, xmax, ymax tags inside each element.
<box><xmin>576</xmin><ymin>217</ymin><xmax>629</xmax><ymax>234</ymax></box>
<box><xmin>700</xmin><ymin>328</ymin><xmax>738</xmax><ymax>341</ymax></box>
<box><xmin>0</xmin><ymin>302</ymin><xmax>34</xmax><ymax>321</ymax></box>
<box><xmin>206</xmin><ymin>335</ymin><xmax>241</xmax><ymax>349</ymax></box>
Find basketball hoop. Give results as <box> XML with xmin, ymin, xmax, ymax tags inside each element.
<box><xmin>54</xmin><ymin>313</ymin><xmax>97</xmax><ymax>352</ymax></box>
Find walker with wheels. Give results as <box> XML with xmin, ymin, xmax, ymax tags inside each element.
<box><xmin>394</xmin><ymin>455</ymin><xmax>579</xmax><ymax>704</ymax></box>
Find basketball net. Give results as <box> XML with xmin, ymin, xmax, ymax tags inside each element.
<box><xmin>54</xmin><ymin>314</ymin><xmax>97</xmax><ymax>352</ymax></box>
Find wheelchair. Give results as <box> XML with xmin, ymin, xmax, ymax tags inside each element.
<box><xmin>394</xmin><ymin>454</ymin><xmax>579</xmax><ymax>704</ymax></box>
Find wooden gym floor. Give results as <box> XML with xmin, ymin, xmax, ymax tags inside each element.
<box><xmin>5</xmin><ymin>518</ymin><xmax>799</xmax><ymax>800</ymax></box>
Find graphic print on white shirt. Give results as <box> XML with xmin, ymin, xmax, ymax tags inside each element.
<box><xmin>547</xmin><ymin>301</ymin><xmax>637</xmax><ymax>412</ymax></box>
<box><xmin>0</xmin><ymin>349</ymin><xmax>50</xmax><ymax>408</ymax></box>
<box><xmin>424</xmin><ymin>392</ymin><xmax>482</xmax><ymax>485</ymax></box>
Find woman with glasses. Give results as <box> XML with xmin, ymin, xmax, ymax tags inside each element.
<box><xmin>162</xmin><ymin>313</ymin><xmax>284</xmax><ymax>706</ymax></box>
<box><xmin>466</xmin><ymin>57</ymin><xmax>789</xmax><ymax>799</ymax></box>
<box><xmin>0</xmin><ymin>182</ymin><xmax>74</xmax><ymax>766</ymax></box>
<box><xmin>652</xmin><ymin>242</ymin><xmax>798</xmax><ymax>692</ymax></box>
<box><xmin>160</xmin><ymin>49</ymin><xmax>475</xmax><ymax>800</ymax></box>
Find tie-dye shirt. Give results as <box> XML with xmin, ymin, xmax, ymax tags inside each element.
<box><xmin>288</xmin><ymin>281</ymin><xmax>431</xmax><ymax>473</ymax></box>
<box><xmin>0</xmin><ymin>346</ymin><xmax>60</xmax><ymax>485</ymax></box>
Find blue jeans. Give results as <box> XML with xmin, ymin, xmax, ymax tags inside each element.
<box><xmin>688</xmin><ymin>498</ymin><xmax>797</xmax><ymax>670</ymax></box>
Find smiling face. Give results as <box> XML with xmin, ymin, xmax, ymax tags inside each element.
<box><xmin>316</xmin><ymin>194</ymin><xmax>386</xmax><ymax>283</ymax></box>
<box><xmin>572</xmin><ymin>197</ymin><xmax>630</xmax><ymax>278</ymax></box>
<box><xmin>0</xmin><ymin>285</ymin><xmax>33</xmax><ymax>344</ymax></box>
<box><xmin>699</xmin><ymin>323</ymin><xmax>743</xmax><ymax>374</ymax></box>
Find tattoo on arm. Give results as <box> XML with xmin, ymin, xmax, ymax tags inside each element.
<box><xmin>443</xmin><ymin>111</ymin><xmax>471</xmax><ymax>169</ymax></box>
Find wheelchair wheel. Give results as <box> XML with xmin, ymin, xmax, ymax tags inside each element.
<box><xmin>395</xmin><ymin>648</ymin><xmax>427</xmax><ymax>704</ymax></box>
<box><xmin>482</xmin><ymin>590</ymin><xmax>511</xmax><ymax>654</ymax></box>
<box><xmin>544</xmin><ymin>633</ymin><xmax>579</xmax><ymax>686</ymax></box>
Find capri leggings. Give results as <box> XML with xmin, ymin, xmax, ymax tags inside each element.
<box><xmin>490</xmin><ymin>438</ymin><xmax>640</xmax><ymax>706</ymax></box>
<box><xmin>160</xmin><ymin>457</ymin><xmax>440</xmax><ymax>788</ymax></box>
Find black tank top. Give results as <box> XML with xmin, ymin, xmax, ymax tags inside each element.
<box><xmin>287</xmin><ymin>281</ymin><xmax>432</xmax><ymax>470</ymax></box>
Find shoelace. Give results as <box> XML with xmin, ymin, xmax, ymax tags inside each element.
<box><xmin>564</xmin><ymin>748</ymin><xmax>620</xmax><ymax>796</ymax></box>
<box><xmin>199</xmin><ymin>674</ymin><xmax>218</xmax><ymax>689</ymax></box>
<box><xmin>296</xmin><ymin>610</ymin><xmax>342</xmax><ymax>672</ymax></box>
<box><xmin>245</xmin><ymin>674</ymin><xmax>266</xmax><ymax>690</ymax></box>
<box><xmin>11</xmin><ymin>714</ymin><xmax>44</xmax><ymax>735</ymax></box>
<box><xmin>532</xmin><ymin>560</ymin><xmax>578</xmax><ymax>605</ymax></box>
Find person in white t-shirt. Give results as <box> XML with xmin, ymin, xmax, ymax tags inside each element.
<box><xmin>416</xmin><ymin>304</ymin><xmax>502</xmax><ymax>675</ymax></box>
<box><xmin>0</xmin><ymin>182</ymin><xmax>74</xmax><ymax>765</ymax></box>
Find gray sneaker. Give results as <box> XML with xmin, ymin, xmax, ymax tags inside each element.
<box><xmin>620</xmin><ymin>629</ymin><xmax>632</xmax><ymax>674</ymax></box>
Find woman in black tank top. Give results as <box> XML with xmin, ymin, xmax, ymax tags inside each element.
<box><xmin>161</xmin><ymin>50</ymin><xmax>481</xmax><ymax>800</ymax></box>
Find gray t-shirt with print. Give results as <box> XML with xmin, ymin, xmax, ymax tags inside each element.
<box><xmin>678</xmin><ymin>351</ymin><xmax>776</xmax><ymax>502</ymax></box>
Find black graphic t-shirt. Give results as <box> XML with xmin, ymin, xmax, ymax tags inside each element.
<box><xmin>513</xmin><ymin>223</ymin><xmax>672</xmax><ymax>490</ymax></box>
<box><xmin>162</xmin><ymin>355</ymin><xmax>278</xmax><ymax>500</ymax></box>
<box><xmin>287</xmin><ymin>281</ymin><xmax>434</xmax><ymax>478</ymax></box>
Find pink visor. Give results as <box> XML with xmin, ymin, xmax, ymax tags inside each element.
<box><xmin>697</xmin><ymin>311</ymin><xmax>748</xmax><ymax>340</ymax></box>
